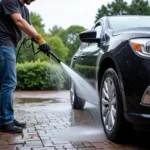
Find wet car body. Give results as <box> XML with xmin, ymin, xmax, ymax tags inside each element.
<box><xmin>70</xmin><ymin>16</ymin><xmax>150</xmax><ymax>141</ymax></box>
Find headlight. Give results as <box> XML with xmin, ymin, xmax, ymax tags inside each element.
<box><xmin>130</xmin><ymin>38</ymin><xmax>150</xmax><ymax>57</ymax></box>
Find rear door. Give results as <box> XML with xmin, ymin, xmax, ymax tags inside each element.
<box><xmin>71</xmin><ymin>42</ymin><xmax>88</xmax><ymax>69</ymax></box>
<box><xmin>80</xmin><ymin>21</ymin><xmax>104</xmax><ymax>86</ymax></box>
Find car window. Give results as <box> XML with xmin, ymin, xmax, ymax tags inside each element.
<box><xmin>108</xmin><ymin>16</ymin><xmax>150</xmax><ymax>31</ymax></box>
<box><xmin>88</xmin><ymin>23</ymin><xmax>102</xmax><ymax>47</ymax></box>
<box><xmin>95</xmin><ymin>24</ymin><xmax>102</xmax><ymax>38</ymax></box>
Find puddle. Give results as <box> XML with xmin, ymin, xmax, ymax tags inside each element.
<box><xmin>15</xmin><ymin>98</ymin><xmax>61</xmax><ymax>104</ymax></box>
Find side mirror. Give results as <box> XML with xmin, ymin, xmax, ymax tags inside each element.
<box><xmin>79</xmin><ymin>29</ymin><xmax>101</xmax><ymax>43</ymax></box>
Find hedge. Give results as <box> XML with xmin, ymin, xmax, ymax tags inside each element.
<box><xmin>16</xmin><ymin>61</ymin><xmax>69</xmax><ymax>90</ymax></box>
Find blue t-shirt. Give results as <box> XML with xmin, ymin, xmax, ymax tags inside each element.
<box><xmin>0</xmin><ymin>0</ymin><xmax>31</xmax><ymax>48</ymax></box>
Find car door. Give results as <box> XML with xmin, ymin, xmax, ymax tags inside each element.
<box><xmin>71</xmin><ymin>42</ymin><xmax>88</xmax><ymax>69</ymax></box>
<box><xmin>80</xmin><ymin>21</ymin><xmax>104</xmax><ymax>86</ymax></box>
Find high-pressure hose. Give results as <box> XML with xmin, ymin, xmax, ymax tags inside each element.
<box><xmin>17</xmin><ymin>36</ymin><xmax>61</xmax><ymax>63</ymax></box>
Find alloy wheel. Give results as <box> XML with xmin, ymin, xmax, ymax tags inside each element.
<box><xmin>101</xmin><ymin>76</ymin><xmax>117</xmax><ymax>131</ymax></box>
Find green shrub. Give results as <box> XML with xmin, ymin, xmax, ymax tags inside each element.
<box><xmin>16</xmin><ymin>60</ymin><xmax>69</xmax><ymax>90</ymax></box>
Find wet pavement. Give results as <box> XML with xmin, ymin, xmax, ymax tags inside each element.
<box><xmin>0</xmin><ymin>90</ymin><xmax>150</xmax><ymax>149</ymax></box>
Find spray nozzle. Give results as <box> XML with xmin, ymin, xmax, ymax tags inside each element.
<box><xmin>47</xmin><ymin>50</ymin><xmax>61</xmax><ymax>63</ymax></box>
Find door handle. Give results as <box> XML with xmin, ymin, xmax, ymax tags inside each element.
<box><xmin>73</xmin><ymin>56</ymin><xmax>77</xmax><ymax>61</ymax></box>
<box><xmin>81</xmin><ymin>54</ymin><xmax>85</xmax><ymax>60</ymax></box>
<box><xmin>81</xmin><ymin>54</ymin><xmax>85</xmax><ymax>57</ymax></box>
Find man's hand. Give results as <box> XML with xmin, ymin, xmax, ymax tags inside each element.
<box><xmin>39</xmin><ymin>43</ymin><xmax>51</xmax><ymax>55</ymax></box>
<box><xmin>36</xmin><ymin>34</ymin><xmax>51</xmax><ymax>55</ymax></box>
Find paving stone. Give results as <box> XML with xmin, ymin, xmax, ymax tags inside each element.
<box><xmin>42</xmin><ymin>139</ymin><xmax>54</xmax><ymax>147</ymax></box>
<box><xmin>91</xmin><ymin>142</ymin><xmax>106</xmax><ymax>149</ymax></box>
<box><xmin>0</xmin><ymin>139</ymin><xmax>8</xmax><ymax>146</ymax></box>
<box><xmin>54</xmin><ymin>145</ymin><xmax>64</xmax><ymax>149</ymax></box>
<box><xmin>71</xmin><ymin>142</ymin><xmax>85</xmax><ymax>148</ymax></box>
<box><xmin>66</xmin><ymin>149</ymin><xmax>78</xmax><ymax>150</ymax></box>
<box><xmin>9</xmin><ymin>139</ymin><xmax>25</xmax><ymax>145</ymax></box>
<box><xmin>13</xmin><ymin>134</ymin><xmax>22</xmax><ymax>140</ymax></box>
<box><xmin>52</xmin><ymin>140</ymin><xmax>70</xmax><ymax>144</ymax></box>
<box><xmin>1</xmin><ymin>133</ymin><xmax>13</xmax><ymax>139</ymax></box>
<box><xmin>63</xmin><ymin>143</ymin><xmax>74</xmax><ymax>148</ymax></box>
<box><xmin>32</xmin><ymin>148</ymin><xmax>56</xmax><ymax>150</ymax></box>
<box><xmin>17</xmin><ymin>147</ymin><xmax>32</xmax><ymax>150</ymax></box>
<box><xmin>102</xmin><ymin>141</ymin><xmax>115</xmax><ymax>148</ymax></box>
<box><xmin>25</xmin><ymin>140</ymin><xmax>43</xmax><ymax>147</ymax></box>
<box><xmin>83</xmin><ymin>142</ymin><xmax>93</xmax><ymax>147</ymax></box>
<box><xmin>0</xmin><ymin>146</ymin><xmax>19</xmax><ymax>150</ymax></box>
<box><xmin>78</xmin><ymin>148</ymin><xmax>96</xmax><ymax>150</ymax></box>
<box><xmin>40</xmin><ymin>136</ymin><xmax>50</xmax><ymax>140</ymax></box>
<box><xmin>111</xmin><ymin>142</ymin><xmax>127</xmax><ymax>148</ymax></box>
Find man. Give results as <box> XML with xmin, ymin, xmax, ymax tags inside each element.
<box><xmin>0</xmin><ymin>0</ymin><xmax>51</xmax><ymax>133</ymax></box>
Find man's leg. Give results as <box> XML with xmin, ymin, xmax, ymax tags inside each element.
<box><xmin>0</xmin><ymin>46</ymin><xmax>23</xmax><ymax>133</ymax></box>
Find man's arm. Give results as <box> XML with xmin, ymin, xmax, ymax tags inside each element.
<box><xmin>10</xmin><ymin>12</ymin><xmax>51</xmax><ymax>55</ymax></box>
<box><xmin>10</xmin><ymin>13</ymin><xmax>39</xmax><ymax>38</ymax></box>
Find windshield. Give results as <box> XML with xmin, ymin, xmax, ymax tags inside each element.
<box><xmin>108</xmin><ymin>16</ymin><xmax>150</xmax><ymax>31</ymax></box>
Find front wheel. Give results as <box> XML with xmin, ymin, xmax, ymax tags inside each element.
<box><xmin>70</xmin><ymin>81</ymin><xmax>86</xmax><ymax>109</ymax></box>
<box><xmin>100</xmin><ymin>68</ymin><xmax>132</xmax><ymax>142</ymax></box>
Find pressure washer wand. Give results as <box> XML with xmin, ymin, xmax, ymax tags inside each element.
<box><xmin>47</xmin><ymin>50</ymin><xmax>61</xmax><ymax>63</ymax></box>
<box><xmin>31</xmin><ymin>37</ymin><xmax>61</xmax><ymax>63</ymax></box>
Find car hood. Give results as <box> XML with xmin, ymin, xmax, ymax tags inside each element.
<box><xmin>113</xmin><ymin>27</ymin><xmax>150</xmax><ymax>36</ymax></box>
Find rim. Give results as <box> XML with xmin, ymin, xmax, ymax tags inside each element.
<box><xmin>101</xmin><ymin>77</ymin><xmax>117</xmax><ymax>131</ymax></box>
<box><xmin>70</xmin><ymin>82</ymin><xmax>75</xmax><ymax>105</ymax></box>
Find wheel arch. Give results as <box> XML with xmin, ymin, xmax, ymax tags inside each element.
<box><xmin>98</xmin><ymin>55</ymin><xmax>127</xmax><ymax>111</ymax></box>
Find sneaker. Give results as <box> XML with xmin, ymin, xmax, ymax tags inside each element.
<box><xmin>13</xmin><ymin>119</ymin><xmax>26</xmax><ymax>128</ymax></box>
<box><xmin>0</xmin><ymin>123</ymin><xmax>23</xmax><ymax>133</ymax></box>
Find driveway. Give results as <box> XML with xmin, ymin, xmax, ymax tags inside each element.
<box><xmin>0</xmin><ymin>90</ymin><xmax>149</xmax><ymax>150</ymax></box>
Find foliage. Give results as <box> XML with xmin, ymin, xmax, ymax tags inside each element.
<box><xmin>49</xmin><ymin>25</ymin><xmax>86</xmax><ymax>64</ymax></box>
<box><xmin>95</xmin><ymin>0</ymin><xmax>150</xmax><ymax>22</ymax></box>
<box><xmin>59</xmin><ymin>26</ymin><xmax>86</xmax><ymax>64</ymax></box>
<box><xmin>49</xmin><ymin>25</ymin><xmax>63</xmax><ymax>36</ymax></box>
<box><xmin>30</xmin><ymin>12</ymin><xmax>45</xmax><ymax>33</ymax></box>
<box><xmin>128</xmin><ymin>0</ymin><xmax>150</xmax><ymax>15</ymax></box>
<box><xmin>16</xmin><ymin>61</ymin><xmax>68</xmax><ymax>90</ymax></box>
<box><xmin>46</xmin><ymin>36</ymin><xmax>69</xmax><ymax>62</ymax></box>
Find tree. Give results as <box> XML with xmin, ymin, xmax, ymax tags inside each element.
<box><xmin>95</xmin><ymin>0</ymin><xmax>150</xmax><ymax>23</ymax></box>
<box><xmin>48</xmin><ymin>25</ymin><xmax>63</xmax><ymax>36</ymax></box>
<box><xmin>46</xmin><ymin>36</ymin><xmax>69</xmax><ymax>62</ymax></box>
<box><xmin>66</xmin><ymin>26</ymin><xmax>85</xmax><ymax>63</ymax></box>
<box><xmin>95</xmin><ymin>0</ymin><xmax>128</xmax><ymax>22</ymax></box>
<box><xmin>30</xmin><ymin>12</ymin><xmax>45</xmax><ymax>32</ymax></box>
<box><xmin>128</xmin><ymin>0</ymin><xmax>150</xmax><ymax>15</ymax></box>
<box><xmin>95</xmin><ymin>5</ymin><xmax>110</xmax><ymax>22</ymax></box>
<box><xmin>58</xmin><ymin>25</ymin><xmax>86</xmax><ymax>64</ymax></box>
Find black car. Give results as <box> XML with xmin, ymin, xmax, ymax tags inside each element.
<box><xmin>70</xmin><ymin>16</ymin><xmax>150</xmax><ymax>142</ymax></box>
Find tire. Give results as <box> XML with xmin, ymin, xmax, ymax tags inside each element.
<box><xmin>70</xmin><ymin>81</ymin><xmax>86</xmax><ymax>109</ymax></box>
<box><xmin>100</xmin><ymin>68</ymin><xmax>132</xmax><ymax>142</ymax></box>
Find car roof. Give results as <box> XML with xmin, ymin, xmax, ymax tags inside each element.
<box><xmin>97</xmin><ymin>15</ymin><xmax>150</xmax><ymax>21</ymax></box>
